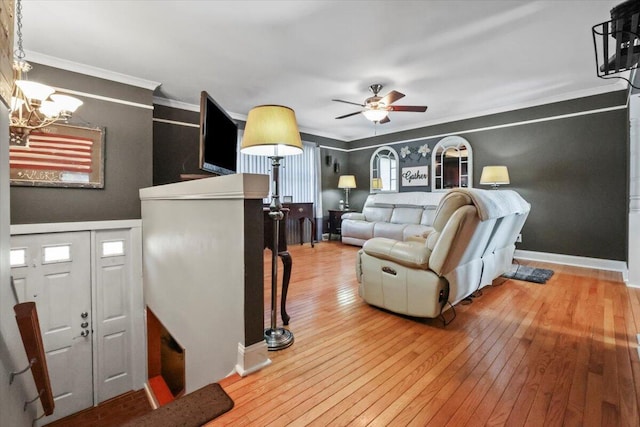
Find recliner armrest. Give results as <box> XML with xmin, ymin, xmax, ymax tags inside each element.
<box><xmin>342</xmin><ymin>212</ymin><xmax>365</xmax><ymax>221</ymax></box>
<box><xmin>362</xmin><ymin>237</ymin><xmax>432</xmax><ymax>269</ymax></box>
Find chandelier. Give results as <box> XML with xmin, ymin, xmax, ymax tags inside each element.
<box><xmin>9</xmin><ymin>0</ymin><xmax>83</xmax><ymax>143</ymax></box>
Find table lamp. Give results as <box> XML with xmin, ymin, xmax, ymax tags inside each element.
<box><xmin>338</xmin><ymin>175</ymin><xmax>356</xmax><ymax>210</ymax></box>
<box><xmin>480</xmin><ymin>166</ymin><xmax>510</xmax><ymax>189</ymax></box>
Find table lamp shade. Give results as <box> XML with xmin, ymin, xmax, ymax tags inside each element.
<box><xmin>480</xmin><ymin>166</ymin><xmax>510</xmax><ymax>186</ymax></box>
<box><xmin>240</xmin><ymin>105</ymin><xmax>303</xmax><ymax>156</ymax></box>
<box><xmin>372</xmin><ymin>178</ymin><xmax>383</xmax><ymax>190</ymax></box>
<box><xmin>338</xmin><ymin>175</ymin><xmax>357</xmax><ymax>189</ymax></box>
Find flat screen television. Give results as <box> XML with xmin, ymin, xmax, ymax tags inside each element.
<box><xmin>198</xmin><ymin>91</ymin><xmax>238</xmax><ymax>176</ymax></box>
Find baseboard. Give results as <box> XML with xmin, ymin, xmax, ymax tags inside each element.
<box><xmin>235</xmin><ymin>341</ymin><xmax>271</xmax><ymax>377</ymax></box>
<box><xmin>514</xmin><ymin>249</ymin><xmax>630</xmax><ymax>284</ymax></box>
<box><xmin>143</xmin><ymin>381</ymin><xmax>160</xmax><ymax>410</ymax></box>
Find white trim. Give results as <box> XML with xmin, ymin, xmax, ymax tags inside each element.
<box><xmin>25</xmin><ymin>50</ymin><xmax>161</xmax><ymax>90</ymax></box>
<box><xmin>345</xmin><ymin>104</ymin><xmax>628</xmax><ymax>153</ymax></box>
<box><xmin>10</xmin><ymin>220</ymin><xmax>142</xmax><ymax>235</ymax></box>
<box><xmin>352</xmin><ymin>82</ymin><xmax>629</xmax><ymax>142</ymax></box>
<box><xmin>295</xmin><ymin>84</ymin><xmax>627</xmax><ymax>142</ymax></box>
<box><xmin>153</xmin><ymin>97</ymin><xmax>199</xmax><ymax>112</ymax></box>
<box><xmin>151</xmin><ymin>97</ymin><xmax>348</xmax><ymax>140</ymax></box>
<box><xmin>139</xmin><ymin>173</ymin><xmax>269</xmax><ymax>201</ymax></box>
<box><xmin>318</xmin><ymin>145</ymin><xmax>350</xmax><ymax>152</ymax></box>
<box><xmin>153</xmin><ymin>118</ymin><xmax>199</xmax><ymax>128</ymax></box>
<box><xmin>514</xmin><ymin>249</ymin><xmax>629</xmax><ymax>282</ymax></box>
<box><xmin>153</xmin><ymin>96</ymin><xmax>249</xmax><ymax>123</ymax></box>
<box><xmin>143</xmin><ymin>382</ymin><xmax>160</xmax><ymax>410</ymax></box>
<box><xmin>51</xmin><ymin>87</ymin><xmax>153</xmax><ymax>110</ymax></box>
<box><xmin>235</xmin><ymin>341</ymin><xmax>271</xmax><ymax>377</ymax></box>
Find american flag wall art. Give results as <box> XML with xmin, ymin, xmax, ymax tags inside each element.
<box><xmin>9</xmin><ymin>124</ymin><xmax>105</xmax><ymax>188</ymax></box>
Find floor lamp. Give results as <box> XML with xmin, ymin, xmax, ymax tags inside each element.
<box><xmin>241</xmin><ymin>105</ymin><xmax>302</xmax><ymax>350</ymax></box>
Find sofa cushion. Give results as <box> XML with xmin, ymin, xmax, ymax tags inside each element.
<box><xmin>363</xmin><ymin>206</ymin><xmax>393</xmax><ymax>222</ymax></box>
<box><xmin>373</xmin><ymin>222</ymin><xmax>406</xmax><ymax>240</ymax></box>
<box><xmin>341</xmin><ymin>219</ymin><xmax>374</xmax><ymax>241</ymax></box>
<box><xmin>390</xmin><ymin>207</ymin><xmax>423</xmax><ymax>224</ymax></box>
<box><xmin>420</xmin><ymin>206</ymin><xmax>438</xmax><ymax>226</ymax></box>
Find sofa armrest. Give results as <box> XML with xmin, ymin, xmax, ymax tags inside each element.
<box><xmin>362</xmin><ymin>237</ymin><xmax>432</xmax><ymax>270</ymax></box>
<box><xmin>342</xmin><ymin>212</ymin><xmax>365</xmax><ymax>221</ymax></box>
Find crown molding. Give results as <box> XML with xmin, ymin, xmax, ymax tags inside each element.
<box><xmin>343</xmin><ymin>81</ymin><xmax>629</xmax><ymax>143</ymax></box>
<box><xmin>152</xmin><ymin>96</ymin><xmax>346</xmax><ymax>141</ymax></box>
<box><xmin>25</xmin><ymin>50</ymin><xmax>161</xmax><ymax>91</ymax></box>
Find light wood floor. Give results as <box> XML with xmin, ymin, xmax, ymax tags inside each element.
<box><xmin>213</xmin><ymin>241</ymin><xmax>640</xmax><ymax>426</ymax></box>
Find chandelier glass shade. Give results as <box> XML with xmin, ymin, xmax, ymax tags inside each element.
<box><xmin>9</xmin><ymin>0</ymin><xmax>83</xmax><ymax>143</ymax></box>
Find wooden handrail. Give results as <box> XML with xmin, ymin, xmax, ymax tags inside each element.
<box><xmin>13</xmin><ymin>302</ymin><xmax>55</xmax><ymax>416</ymax></box>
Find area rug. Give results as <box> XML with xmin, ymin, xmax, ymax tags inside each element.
<box><xmin>502</xmin><ymin>264</ymin><xmax>554</xmax><ymax>284</ymax></box>
<box><xmin>121</xmin><ymin>383</ymin><xmax>234</xmax><ymax>427</ymax></box>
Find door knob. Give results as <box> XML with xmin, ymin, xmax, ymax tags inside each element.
<box><xmin>81</xmin><ymin>322</ymin><xmax>88</xmax><ymax>328</ymax></box>
<box><xmin>81</xmin><ymin>312</ymin><xmax>88</xmax><ymax>319</ymax></box>
<box><xmin>80</xmin><ymin>330</ymin><xmax>89</xmax><ymax>337</ymax></box>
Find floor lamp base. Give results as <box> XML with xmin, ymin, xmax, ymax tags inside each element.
<box><xmin>264</xmin><ymin>327</ymin><xmax>294</xmax><ymax>351</ymax></box>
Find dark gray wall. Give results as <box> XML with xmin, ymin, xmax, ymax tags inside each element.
<box><xmin>153</xmin><ymin>104</ymin><xmax>347</xmax><ymax>187</ymax></box>
<box><xmin>343</xmin><ymin>91</ymin><xmax>629</xmax><ymax>261</ymax></box>
<box><xmin>10</xmin><ymin>64</ymin><xmax>153</xmax><ymax>224</ymax></box>
<box><xmin>153</xmin><ymin>105</ymin><xmax>202</xmax><ymax>185</ymax></box>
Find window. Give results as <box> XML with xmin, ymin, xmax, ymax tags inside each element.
<box><xmin>42</xmin><ymin>244</ymin><xmax>71</xmax><ymax>264</ymax></box>
<box><xmin>370</xmin><ymin>146</ymin><xmax>398</xmax><ymax>193</ymax></box>
<box><xmin>10</xmin><ymin>248</ymin><xmax>27</xmax><ymax>267</ymax></box>
<box><xmin>102</xmin><ymin>240</ymin><xmax>125</xmax><ymax>257</ymax></box>
<box><xmin>237</xmin><ymin>130</ymin><xmax>319</xmax><ymax>205</ymax></box>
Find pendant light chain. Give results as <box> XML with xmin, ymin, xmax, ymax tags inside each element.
<box><xmin>13</xmin><ymin>0</ymin><xmax>31</xmax><ymax>72</ymax></box>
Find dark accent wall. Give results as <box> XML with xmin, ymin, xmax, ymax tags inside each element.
<box><xmin>10</xmin><ymin>64</ymin><xmax>153</xmax><ymax>224</ymax></box>
<box><xmin>153</xmin><ymin>105</ymin><xmax>203</xmax><ymax>185</ymax></box>
<box><xmin>243</xmin><ymin>199</ymin><xmax>265</xmax><ymax>345</ymax></box>
<box><xmin>153</xmin><ymin>104</ymin><xmax>347</xmax><ymax>236</ymax></box>
<box><xmin>343</xmin><ymin>91</ymin><xmax>629</xmax><ymax>261</ymax></box>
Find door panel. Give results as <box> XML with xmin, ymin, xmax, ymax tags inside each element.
<box><xmin>11</xmin><ymin>232</ymin><xmax>93</xmax><ymax>424</ymax></box>
<box><xmin>95</xmin><ymin>229</ymin><xmax>133</xmax><ymax>403</ymax></box>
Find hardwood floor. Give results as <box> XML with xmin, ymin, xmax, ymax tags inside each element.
<box><xmin>212</xmin><ymin>241</ymin><xmax>640</xmax><ymax>426</ymax></box>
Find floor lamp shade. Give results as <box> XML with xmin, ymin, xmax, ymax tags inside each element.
<box><xmin>240</xmin><ymin>105</ymin><xmax>303</xmax><ymax>156</ymax></box>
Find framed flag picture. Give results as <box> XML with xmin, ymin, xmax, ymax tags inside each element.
<box><xmin>9</xmin><ymin>124</ymin><xmax>105</xmax><ymax>188</ymax></box>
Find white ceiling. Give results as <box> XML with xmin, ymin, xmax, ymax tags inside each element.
<box><xmin>19</xmin><ymin>0</ymin><xmax>626</xmax><ymax>141</ymax></box>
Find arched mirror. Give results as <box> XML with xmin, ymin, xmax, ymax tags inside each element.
<box><xmin>432</xmin><ymin>136</ymin><xmax>473</xmax><ymax>191</ymax></box>
<box><xmin>370</xmin><ymin>146</ymin><xmax>399</xmax><ymax>193</ymax></box>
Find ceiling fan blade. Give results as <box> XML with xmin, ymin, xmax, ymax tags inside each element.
<box><xmin>335</xmin><ymin>111</ymin><xmax>363</xmax><ymax>119</ymax></box>
<box><xmin>380</xmin><ymin>90</ymin><xmax>405</xmax><ymax>105</ymax></box>
<box><xmin>379</xmin><ymin>116</ymin><xmax>391</xmax><ymax>124</ymax></box>
<box><xmin>332</xmin><ymin>99</ymin><xmax>365</xmax><ymax>107</ymax></box>
<box><xmin>389</xmin><ymin>105</ymin><xmax>428</xmax><ymax>112</ymax></box>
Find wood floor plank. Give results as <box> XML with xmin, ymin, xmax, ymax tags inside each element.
<box><xmin>206</xmin><ymin>242</ymin><xmax>640</xmax><ymax>427</ymax></box>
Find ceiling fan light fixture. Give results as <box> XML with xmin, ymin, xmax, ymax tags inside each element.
<box><xmin>362</xmin><ymin>108</ymin><xmax>389</xmax><ymax>122</ymax></box>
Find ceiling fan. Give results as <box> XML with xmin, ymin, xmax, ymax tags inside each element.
<box><xmin>332</xmin><ymin>84</ymin><xmax>428</xmax><ymax>124</ymax></box>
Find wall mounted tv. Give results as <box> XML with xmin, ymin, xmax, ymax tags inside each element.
<box><xmin>199</xmin><ymin>91</ymin><xmax>238</xmax><ymax>176</ymax></box>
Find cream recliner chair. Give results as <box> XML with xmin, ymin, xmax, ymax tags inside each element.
<box><xmin>356</xmin><ymin>188</ymin><xmax>530</xmax><ymax>318</ymax></box>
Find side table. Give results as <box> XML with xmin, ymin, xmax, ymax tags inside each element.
<box><xmin>328</xmin><ymin>210</ymin><xmax>346</xmax><ymax>240</ymax></box>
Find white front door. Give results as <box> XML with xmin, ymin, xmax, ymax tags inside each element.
<box><xmin>94</xmin><ymin>229</ymin><xmax>135</xmax><ymax>403</ymax></box>
<box><xmin>11</xmin><ymin>232</ymin><xmax>93</xmax><ymax>424</ymax></box>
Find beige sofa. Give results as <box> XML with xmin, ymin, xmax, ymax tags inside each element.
<box><xmin>356</xmin><ymin>188</ymin><xmax>530</xmax><ymax>319</ymax></box>
<box><xmin>341</xmin><ymin>191</ymin><xmax>445</xmax><ymax>246</ymax></box>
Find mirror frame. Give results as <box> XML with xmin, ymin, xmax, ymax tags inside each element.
<box><xmin>431</xmin><ymin>136</ymin><xmax>473</xmax><ymax>191</ymax></box>
<box><xmin>370</xmin><ymin>146</ymin><xmax>399</xmax><ymax>193</ymax></box>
